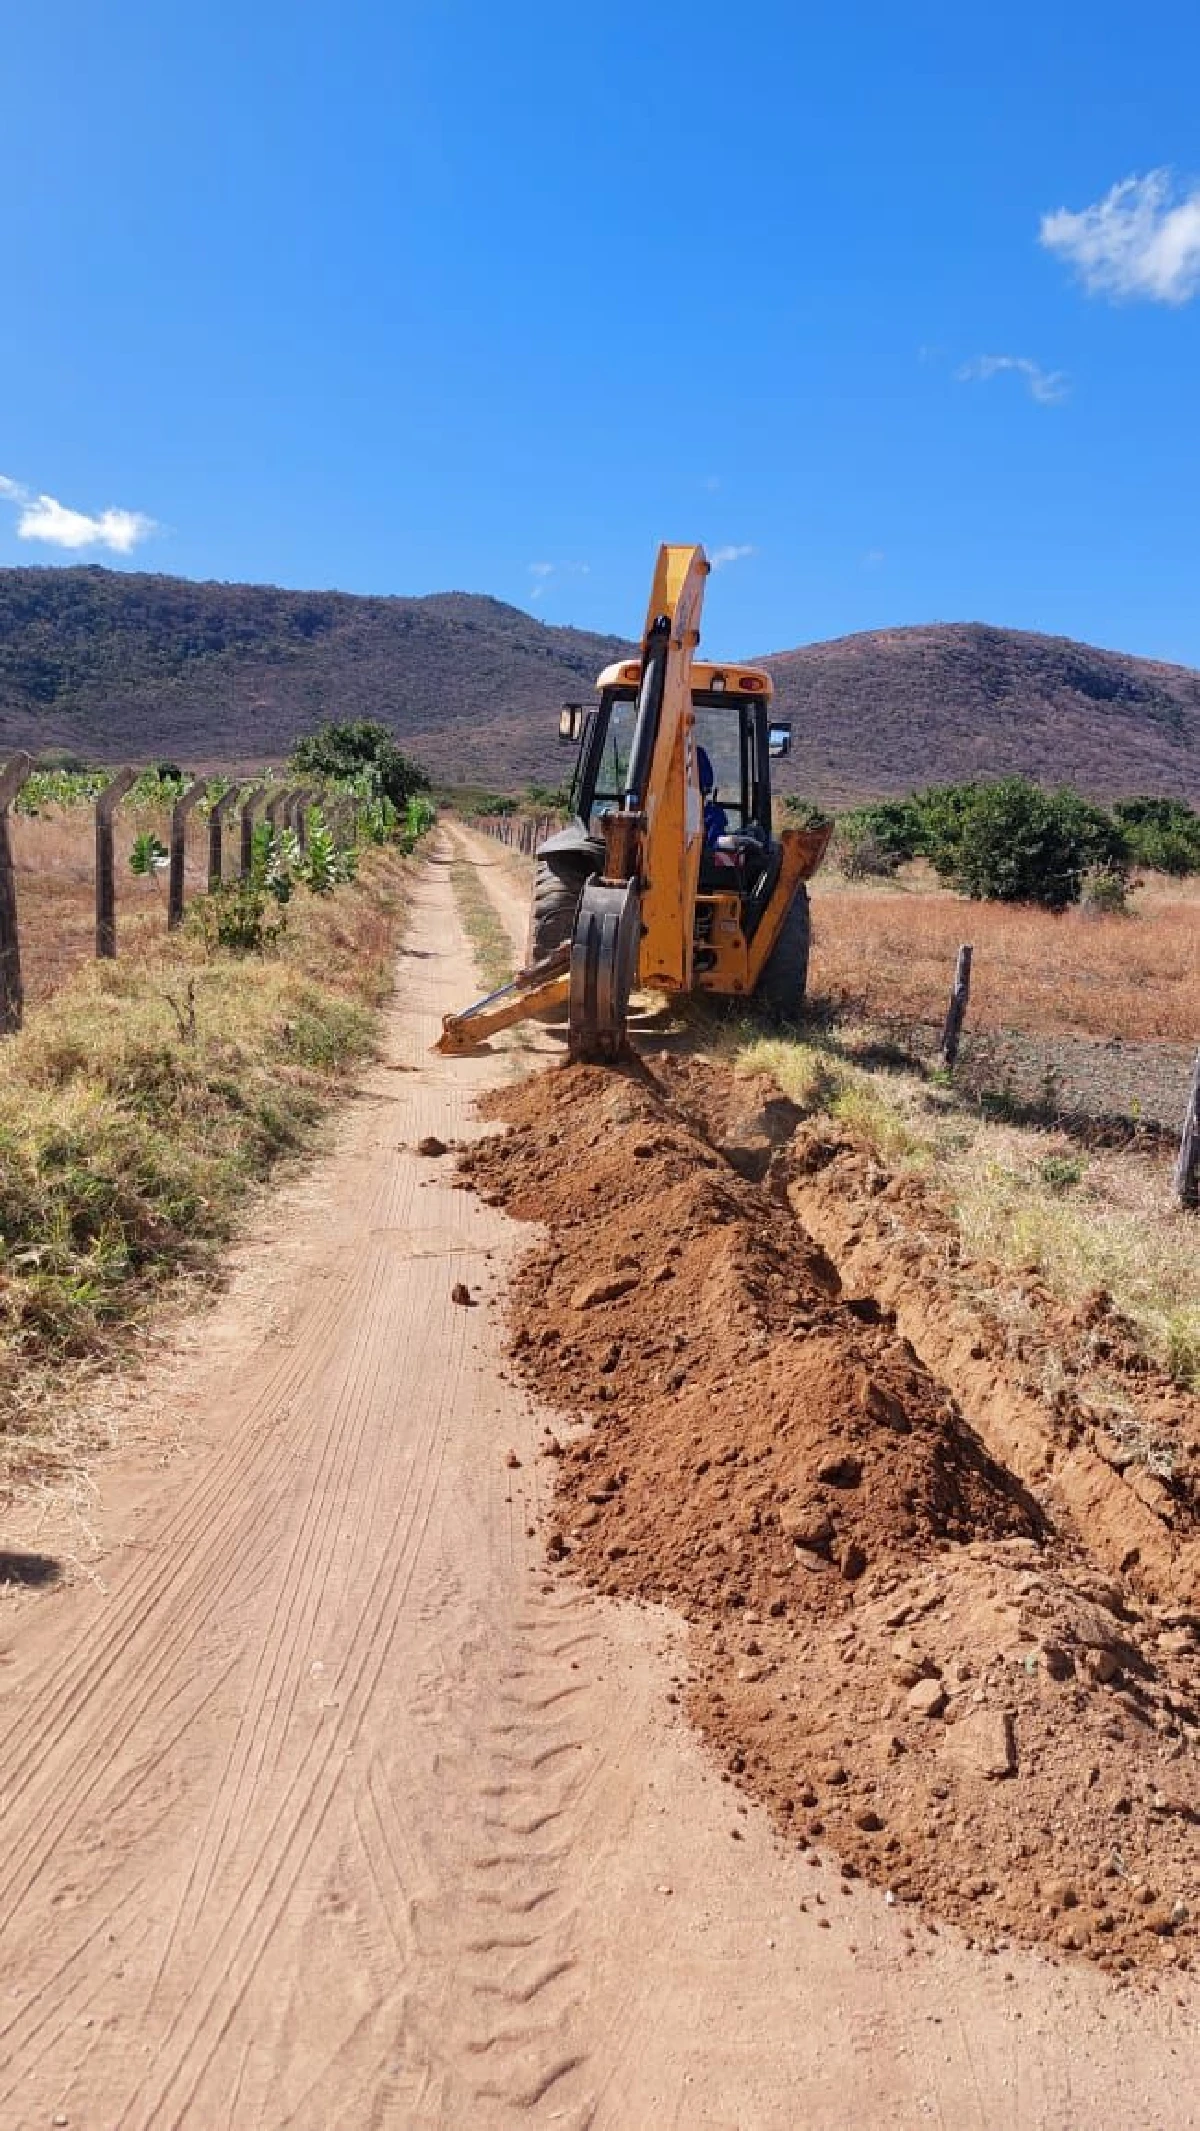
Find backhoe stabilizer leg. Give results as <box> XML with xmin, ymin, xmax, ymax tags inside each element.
<box><xmin>435</xmin><ymin>950</ymin><xmax>570</xmax><ymax>1053</ymax></box>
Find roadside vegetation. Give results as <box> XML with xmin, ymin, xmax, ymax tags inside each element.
<box><xmin>789</xmin><ymin>778</ymin><xmax>1200</xmax><ymax>908</ymax></box>
<box><xmin>726</xmin><ymin>800</ymin><xmax>1197</xmax><ymax>1390</ymax></box>
<box><xmin>449</xmin><ymin>849</ymin><xmax>517</xmax><ymax>991</ymax></box>
<box><xmin>1</xmin><ymin>724</ymin><xmax>434</xmax><ymax>1507</ymax></box>
<box><xmin>9</xmin><ymin>734</ymin><xmax>436</xmax><ymax>1011</ymax></box>
<box><xmin>731</xmin><ymin>1020</ymin><xmax>1198</xmax><ymax>1390</ymax></box>
<box><xmin>804</xmin><ymin>871</ymin><xmax>1197</xmax><ymax>1044</ymax></box>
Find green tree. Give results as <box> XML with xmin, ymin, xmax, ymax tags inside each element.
<box><xmin>922</xmin><ymin>778</ymin><xmax>1128</xmax><ymax>910</ymax></box>
<box><xmin>289</xmin><ymin>720</ymin><xmax>430</xmax><ymax>810</ymax></box>
<box><xmin>525</xmin><ymin>779</ymin><xmax>572</xmax><ymax>813</ymax></box>
<box><xmin>1112</xmin><ymin>796</ymin><xmax>1200</xmax><ymax>876</ymax></box>
<box><xmin>840</xmin><ymin>797</ymin><xmax>925</xmax><ymax>861</ymax></box>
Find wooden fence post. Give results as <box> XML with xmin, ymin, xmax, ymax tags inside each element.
<box><xmin>207</xmin><ymin>783</ymin><xmax>244</xmax><ymax>890</ymax></box>
<box><xmin>288</xmin><ymin>788</ymin><xmax>314</xmax><ymax>850</ymax></box>
<box><xmin>264</xmin><ymin>788</ymin><xmax>293</xmax><ymax>834</ymax></box>
<box><xmin>95</xmin><ymin>766</ymin><xmax>138</xmax><ymax>960</ymax></box>
<box><xmin>1174</xmin><ymin>1049</ymin><xmax>1200</xmax><ymax>1212</ymax></box>
<box><xmin>167</xmin><ymin>778</ymin><xmax>209</xmax><ymax>931</ymax></box>
<box><xmin>239</xmin><ymin>785</ymin><xmax>267</xmax><ymax>877</ymax></box>
<box><xmin>939</xmin><ymin>944</ymin><xmax>973</xmax><ymax>1069</ymax></box>
<box><xmin>0</xmin><ymin>753</ymin><xmax>32</xmax><ymax>1033</ymax></box>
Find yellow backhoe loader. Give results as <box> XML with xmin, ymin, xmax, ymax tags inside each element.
<box><xmin>438</xmin><ymin>543</ymin><xmax>831</xmax><ymax>1061</ymax></box>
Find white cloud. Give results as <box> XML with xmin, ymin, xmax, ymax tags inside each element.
<box><xmin>0</xmin><ymin>472</ymin><xmax>158</xmax><ymax>553</ymax></box>
<box><xmin>862</xmin><ymin>548</ymin><xmax>886</xmax><ymax>567</ymax></box>
<box><xmin>1040</xmin><ymin>170</ymin><xmax>1200</xmax><ymax>304</ymax></box>
<box><xmin>709</xmin><ymin>543</ymin><xmax>756</xmax><ymax>571</ymax></box>
<box><xmin>955</xmin><ymin>354</ymin><xmax>1070</xmax><ymax>405</ymax></box>
<box><xmin>527</xmin><ymin>559</ymin><xmax>589</xmax><ymax>604</ymax></box>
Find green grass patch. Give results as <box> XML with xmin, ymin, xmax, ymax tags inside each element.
<box><xmin>450</xmin><ymin>855</ymin><xmax>516</xmax><ymax>992</ymax></box>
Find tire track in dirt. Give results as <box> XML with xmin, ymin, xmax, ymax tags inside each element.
<box><xmin>410</xmin><ymin>1588</ymin><xmax>600</xmax><ymax>2128</ymax></box>
<box><xmin>0</xmin><ymin>845</ymin><xmax>608</xmax><ymax>2129</ymax></box>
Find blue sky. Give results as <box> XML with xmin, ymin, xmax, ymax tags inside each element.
<box><xmin>4</xmin><ymin>1</ymin><xmax>1200</xmax><ymax>664</ymax></box>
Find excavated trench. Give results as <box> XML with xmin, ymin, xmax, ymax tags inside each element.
<box><xmin>458</xmin><ymin>1052</ymin><xmax>1198</xmax><ymax>1977</ymax></box>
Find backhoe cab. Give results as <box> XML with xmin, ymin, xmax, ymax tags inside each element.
<box><xmin>535</xmin><ymin>661</ymin><xmax>801</xmax><ymax>990</ymax></box>
<box><xmin>437</xmin><ymin>544</ymin><xmax>831</xmax><ymax>1061</ymax></box>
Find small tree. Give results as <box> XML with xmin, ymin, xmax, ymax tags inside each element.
<box><xmin>290</xmin><ymin>720</ymin><xmax>430</xmax><ymax>811</ymax></box>
<box><xmin>843</xmin><ymin>798</ymin><xmax>926</xmax><ymax>863</ymax></box>
<box><xmin>525</xmin><ymin>779</ymin><xmax>572</xmax><ymax>813</ymax></box>
<box><xmin>1112</xmin><ymin>796</ymin><xmax>1200</xmax><ymax>876</ymax></box>
<box><xmin>925</xmin><ymin>778</ymin><xmax>1128</xmax><ymax>910</ymax></box>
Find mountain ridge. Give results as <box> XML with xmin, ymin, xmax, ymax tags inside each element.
<box><xmin>0</xmin><ymin>566</ymin><xmax>1195</xmax><ymax>803</ymax></box>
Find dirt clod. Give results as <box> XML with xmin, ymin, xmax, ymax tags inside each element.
<box><xmin>907</xmin><ymin>1677</ymin><xmax>948</xmax><ymax>1720</ymax></box>
<box><xmin>570</xmin><ymin>1273</ymin><xmax>641</xmax><ymax>1311</ymax></box>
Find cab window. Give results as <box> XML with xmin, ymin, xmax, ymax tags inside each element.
<box><xmin>692</xmin><ymin>701</ymin><xmax>747</xmax><ymax>827</ymax></box>
<box><xmin>588</xmin><ymin>692</ymin><xmax>637</xmax><ymax>826</ymax></box>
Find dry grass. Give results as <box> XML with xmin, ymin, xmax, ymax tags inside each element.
<box><xmin>809</xmin><ymin>867</ymin><xmax>1198</xmax><ymax>1042</ymax></box>
<box><xmin>735</xmin><ymin>1028</ymin><xmax>1199</xmax><ymax>1388</ymax></box>
<box><xmin>10</xmin><ymin>805</ymin><xmax>214</xmax><ymax>1009</ymax></box>
<box><xmin>0</xmin><ymin>844</ymin><xmax>412</xmax><ymax>1507</ymax></box>
<box><xmin>948</xmin><ymin>1128</ymin><xmax>1200</xmax><ymax>1391</ymax></box>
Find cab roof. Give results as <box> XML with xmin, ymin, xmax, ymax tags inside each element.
<box><xmin>595</xmin><ymin>658</ymin><xmax>773</xmax><ymax>697</ymax></box>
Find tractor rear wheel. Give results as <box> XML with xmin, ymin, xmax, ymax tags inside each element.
<box><xmin>754</xmin><ymin>885</ymin><xmax>812</xmax><ymax>1019</ymax></box>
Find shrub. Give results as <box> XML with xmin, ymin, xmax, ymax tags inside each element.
<box><xmin>192</xmin><ymin>881</ymin><xmax>286</xmax><ymax>954</ymax></box>
<box><xmin>843</xmin><ymin>798</ymin><xmax>926</xmax><ymax>862</ymax></box>
<box><xmin>129</xmin><ymin>832</ymin><xmax>168</xmax><ymax>880</ymax></box>
<box><xmin>299</xmin><ymin>811</ymin><xmax>357</xmax><ymax>894</ymax></box>
<box><xmin>290</xmin><ymin>719</ymin><xmax>430</xmax><ymax>811</ymax></box>
<box><xmin>399</xmin><ymin>794</ymin><xmax>437</xmax><ymax>852</ymax></box>
<box><xmin>921</xmin><ymin>778</ymin><xmax>1129</xmax><ymax>910</ymax></box>
<box><xmin>1080</xmin><ymin>867</ymin><xmax>1131</xmax><ymax>917</ymax></box>
<box><xmin>1112</xmin><ymin>796</ymin><xmax>1200</xmax><ymax>876</ymax></box>
<box><xmin>834</xmin><ymin>822</ymin><xmax>901</xmax><ymax>879</ymax></box>
<box><xmin>914</xmin><ymin>782</ymin><xmax>980</xmax><ymax>874</ymax></box>
<box><xmin>781</xmin><ymin>797</ymin><xmax>835</xmax><ymax>830</ymax></box>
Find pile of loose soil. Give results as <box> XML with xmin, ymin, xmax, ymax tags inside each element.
<box><xmin>459</xmin><ymin>1055</ymin><xmax>1199</xmax><ymax>1975</ymax></box>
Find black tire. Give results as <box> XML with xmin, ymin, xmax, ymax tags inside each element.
<box><xmin>526</xmin><ymin>857</ymin><xmax>583</xmax><ymax>966</ymax></box>
<box><xmin>753</xmin><ymin>885</ymin><xmax>812</xmax><ymax>1019</ymax></box>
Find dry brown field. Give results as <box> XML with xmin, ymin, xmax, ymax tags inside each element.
<box><xmin>809</xmin><ymin>864</ymin><xmax>1197</xmax><ymax>1045</ymax></box>
<box><xmin>10</xmin><ymin>804</ymin><xmax>215</xmax><ymax>1009</ymax></box>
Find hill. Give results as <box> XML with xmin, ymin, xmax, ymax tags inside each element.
<box><xmin>0</xmin><ymin>568</ymin><xmax>1196</xmax><ymax>802</ymax></box>
<box><xmin>760</xmin><ymin>624</ymin><xmax>1200</xmax><ymax>808</ymax></box>
<box><xmin>0</xmin><ymin>567</ymin><xmax>628</xmax><ymax>781</ymax></box>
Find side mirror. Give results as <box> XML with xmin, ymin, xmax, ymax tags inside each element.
<box><xmin>559</xmin><ymin>702</ymin><xmax>585</xmax><ymax>745</ymax></box>
<box><xmin>768</xmin><ymin>722</ymin><xmax>792</xmax><ymax>759</ymax></box>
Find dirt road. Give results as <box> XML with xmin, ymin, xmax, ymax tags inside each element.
<box><xmin>0</xmin><ymin>832</ymin><xmax>1194</xmax><ymax>2129</ymax></box>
